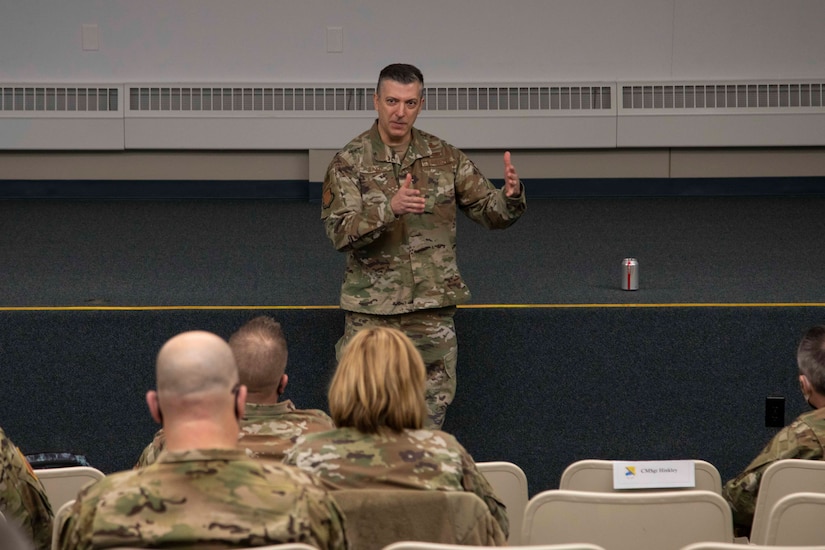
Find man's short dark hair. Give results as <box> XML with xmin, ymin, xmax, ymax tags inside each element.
<box><xmin>377</xmin><ymin>63</ymin><xmax>424</xmax><ymax>96</ymax></box>
<box><xmin>798</xmin><ymin>325</ymin><xmax>825</xmax><ymax>394</ymax></box>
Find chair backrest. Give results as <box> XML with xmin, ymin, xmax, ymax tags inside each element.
<box><xmin>34</xmin><ymin>466</ymin><xmax>105</xmax><ymax>510</ymax></box>
<box><xmin>559</xmin><ymin>459</ymin><xmax>722</xmax><ymax>493</ymax></box>
<box><xmin>759</xmin><ymin>492</ymin><xmax>825</xmax><ymax>546</ymax></box>
<box><xmin>106</xmin><ymin>546</ymin><xmax>319</xmax><ymax>550</ymax></box>
<box><xmin>476</xmin><ymin>461</ymin><xmax>529</xmax><ymax>545</ymax></box>
<box><xmin>682</xmin><ymin>542</ymin><xmax>825</xmax><ymax>550</ymax></box>
<box><xmin>51</xmin><ymin>499</ymin><xmax>76</xmax><ymax>550</ymax></box>
<box><xmin>383</xmin><ymin>543</ymin><xmax>606</xmax><ymax>550</ymax></box>
<box><xmin>332</xmin><ymin>489</ymin><xmax>505</xmax><ymax>550</ymax></box>
<box><xmin>749</xmin><ymin>459</ymin><xmax>825</xmax><ymax>544</ymax></box>
<box><xmin>522</xmin><ymin>489</ymin><xmax>733</xmax><ymax>550</ymax></box>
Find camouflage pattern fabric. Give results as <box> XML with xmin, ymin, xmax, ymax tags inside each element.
<box><xmin>58</xmin><ymin>448</ymin><xmax>348</xmax><ymax>550</ymax></box>
<box><xmin>322</xmin><ymin>122</ymin><xmax>525</xmax><ymax>429</ymax></box>
<box><xmin>722</xmin><ymin>406</ymin><xmax>825</xmax><ymax>537</ymax></box>
<box><xmin>321</xmin><ymin>122</ymin><xmax>526</xmax><ymax>316</ymax></box>
<box><xmin>0</xmin><ymin>427</ymin><xmax>54</xmax><ymax>550</ymax></box>
<box><xmin>336</xmin><ymin>308</ymin><xmax>457</xmax><ymax>430</ymax></box>
<box><xmin>135</xmin><ymin>400</ymin><xmax>335</xmax><ymax>468</ymax></box>
<box><xmin>283</xmin><ymin>426</ymin><xmax>509</xmax><ymax>539</ymax></box>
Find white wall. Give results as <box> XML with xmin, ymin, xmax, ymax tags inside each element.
<box><xmin>1</xmin><ymin>0</ymin><xmax>823</xmax><ymax>84</ymax></box>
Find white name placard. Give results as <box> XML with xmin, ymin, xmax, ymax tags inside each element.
<box><xmin>612</xmin><ymin>460</ymin><xmax>696</xmax><ymax>490</ymax></box>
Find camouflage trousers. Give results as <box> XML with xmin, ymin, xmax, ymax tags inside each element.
<box><xmin>336</xmin><ymin>306</ymin><xmax>457</xmax><ymax>429</ymax></box>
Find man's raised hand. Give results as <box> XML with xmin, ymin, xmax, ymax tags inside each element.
<box><xmin>390</xmin><ymin>173</ymin><xmax>427</xmax><ymax>215</ymax></box>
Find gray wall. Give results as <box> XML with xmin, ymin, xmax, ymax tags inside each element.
<box><xmin>1</xmin><ymin>0</ymin><xmax>823</xmax><ymax>82</ymax></box>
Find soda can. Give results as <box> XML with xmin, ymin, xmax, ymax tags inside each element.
<box><xmin>622</xmin><ymin>258</ymin><xmax>639</xmax><ymax>291</ymax></box>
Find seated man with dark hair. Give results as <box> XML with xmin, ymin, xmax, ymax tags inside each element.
<box><xmin>59</xmin><ymin>330</ymin><xmax>347</xmax><ymax>550</ymax></box>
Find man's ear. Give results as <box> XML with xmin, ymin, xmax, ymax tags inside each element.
<box><xmin>236</xmin><ymin>384</ymin><xmax>248</xmax><ymax>421</ymax></box>
<box><xmin>800</xmin><ymin>374</ymin><xmax>813</xmax><ymax>397</ymax></box>
<box><xmin>277</xmin><ymin>374</ymin><xmax>288</xmax><ymax>396</ymax></box>
<box><xmin>146</xmin><ymin>390</ymin><xmax>162</xmax><ymax>424</ymax></box>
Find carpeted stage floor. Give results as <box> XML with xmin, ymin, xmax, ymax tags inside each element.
<box><xmin>1</xmin><ymin>196</ymin><xmax>824</xmax><ymax>494</ymax></box>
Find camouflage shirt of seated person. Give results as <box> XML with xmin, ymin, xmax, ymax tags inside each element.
<box><xmin>135</xmin><ymin>400</ymin><xmax>335</xmax><ymax>468</ymax></box>
<box><xmin>722</xmin><ymin>406</ymin><xmax>825</xmax><ymax>538</ymax></box>
<box><xmin>283</xmin><ymin>426</ymin><xmax>508</xmax><ymax>539</ymax></box>
<box><xmin>59</xmin><ymin>448</ymin><xmax>348</xmax><ymax>550</ymax></box>
<box><xmin>0</xmin><ymin>427</ymin><xmax>54</xmax><ymax>550</ymax></box>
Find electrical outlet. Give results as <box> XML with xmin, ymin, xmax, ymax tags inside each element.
<box><xmin>765</xmin><ymin>396</ymin><xmax>785</xmax><ymax>428</ymax></box>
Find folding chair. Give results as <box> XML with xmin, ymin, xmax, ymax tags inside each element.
<box><xmin>682</xmin><ymin>542</ymin><xmax>825</xmax><ymax>550</ymax></box>
<box><xmin>760</xmin><ymin>492</ymin><xmax>825</xmax><ymax>545</ymax></box>
<box><xmin>384</xmin><ymin>543</ymin><xmax>605</xmax><ymax>550</ymax></box>
<box><xmin>50</xmin><ymin>499</ymin><xmax>76</xmax><ymax>550</ymax></box>
<box><xmin>476</xmin><ymin>461</ymin><xmax>529</xmax><ymax>545</ymax></box>
<box><xmin>522</xmin><ymin>489</ymin><xmax>733</xmax><ymax>550</ymax></box>
<box><xmin>35</xmin><ymin>466</ymin><xmax>105</xmax><ymax>510</ymax></box>
<box><xmin>748</xmin><ymin>459</ymin><xmax>825</xmax><ymax>544</ymax></box>
<box><xmin>559</xmin><ymin>459</ymin><xmax>722</xmax><ymax>493</ymax></box>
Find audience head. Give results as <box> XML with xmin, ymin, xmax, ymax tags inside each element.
<box><xmin>797</xmin><ymin>325</ymin><xmax>825</xmax><ymax>408</ymax></box>
<box><xmin>229</xmin><ymin>315</ymin><xmax>289</xmax><ymax>403</ymax></box>
<box><xmin>328</xmin><ymin>326</ymin><xmax>427</xmax><ymax>433</ymax></box>
<box><xmin>146</xmin><ymin>330</ymin><xmax>245</xmax><ymax>434</ymax></box>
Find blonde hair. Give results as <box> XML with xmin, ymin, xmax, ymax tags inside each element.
<box><xmin>329</xmin><ymin>327</ymin><xmax>427</xmax><ymax>433</ymax></box>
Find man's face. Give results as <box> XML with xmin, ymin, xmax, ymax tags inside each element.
<box><xmin>374</xmin><ymin>79</ymin><xmax>424</xmax><ymax>147</ymax></box>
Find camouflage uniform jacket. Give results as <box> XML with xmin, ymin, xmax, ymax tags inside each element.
<box><xmin>322</xmin><ymin>122</ymin><xmax>526</xmax><ymax>315</ymax></box>
<box><xmin>283</xmin><ymin>426</ymin><xmax>509</xmax><ymax>539</ymax></box>
<box><xmin>135</xmin><ymin>400</ymin><xmax>335</xmax><ymax>467</ymax></box>
<box><xmin>722</xmin><ymin>406</ymin><xmax>825</xmax><ymax>537</ymax></box>
<box><xmin>59</xmin><ymin>448</ymin><xmax>349</xmax><ymax>550</ymax></box>
<box><xmin>0</xmin><ymin>427</ymin><xmax>54</xmax><ymax>550</ymax></box>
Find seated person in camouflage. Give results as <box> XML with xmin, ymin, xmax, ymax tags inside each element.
<box><xmin>283</xmin><ymin>326</ymin><xmax>509</xmax><ymax>539</ymax></box>
<box><xmin>58</xmin><ymin>330</ymin><xmax>348</xmax><ymax>550</ymax></box>
<box><xmin>136</xmin><ymin>316</ymin><xmax>334</xmax><ymax>467</ymax></box>
<box><xmin>723</xmin><ymin>324</ymin><xmax>825</xmax><ymax>538</ymax></box>
<box><xmin>0</xmin><ymin>427</ymin><xmax>53</xmax><ymax>550</ymax></box>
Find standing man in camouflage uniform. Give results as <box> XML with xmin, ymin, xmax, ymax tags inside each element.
<box><xmin>322</xmin><ymin>63</ymin><xmax>526</xmax><ymax>428</ymax></box>
<box><xmin>59</xmin><ymin>330</ymin><xmax>347</xmax><ymax>550</ymax></box>
<box><xmin>723</xmin><ymin>324</ymin><xmax>825</xmax><ymax>538</ymax></box>
<box><xmin>0</xmin><ymin>427</ymin><xmax>53</xmax><ymax>550</ymax></box>
<box><xmin>135</xmin><ymin>316</ymin><xmax>335</xmax><ymax>467</ymax></box>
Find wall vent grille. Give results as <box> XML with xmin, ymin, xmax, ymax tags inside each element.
<box><xmin>127</xmin><ymin>85</ymin><xmax>613</xmax><ymax>112</ymax></box>
<box><xmin>621</xmin><ymin>82</ymin><xmax>825</xmax><ymax>110</ymax></box>
<box><xmin>0</xmin><ymin>87</ymin><xmax>119</xmax><ymax>112</ymax></box>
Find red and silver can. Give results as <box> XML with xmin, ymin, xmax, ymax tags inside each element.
<box><xmin>622</xmin><ymin>258</ymin><xmax>639</xmax><ymax>291</ymax></box>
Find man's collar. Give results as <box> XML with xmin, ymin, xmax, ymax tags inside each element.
<box><xmin>369</xmin><ymin>121</ymin><xmax>432</xmax><ymax>163</ymax></box>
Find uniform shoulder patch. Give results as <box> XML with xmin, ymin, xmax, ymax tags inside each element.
<box><xmin>322</xmin><ymin>186</ymin><xmax>334</xmax><ymax>209</ymax></box>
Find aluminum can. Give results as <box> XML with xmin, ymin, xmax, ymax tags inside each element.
<box><xmin>622</xmin><ymin>258</ymin><xmax>639</xmax><ymax>291</ymax></box>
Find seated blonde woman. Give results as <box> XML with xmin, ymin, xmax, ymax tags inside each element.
<box><xmin>283</xmin><ymin>326</ymin><xmax>508</xmax><ymax>538</ymax></box>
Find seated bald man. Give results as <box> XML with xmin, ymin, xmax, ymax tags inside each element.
<box><xmin>57</xmin><ymin>330</ymin><xmax>348</xmax><ymax>550</ymax></box>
